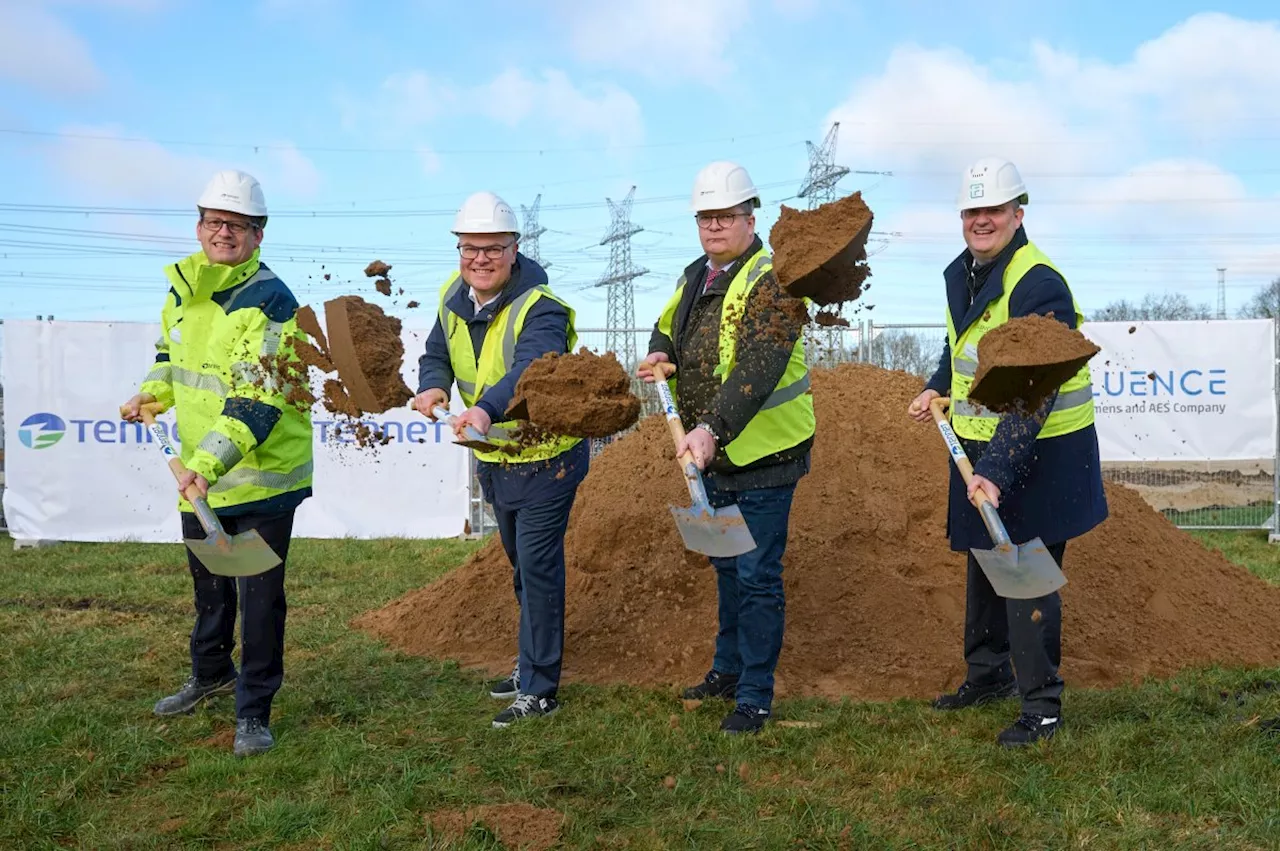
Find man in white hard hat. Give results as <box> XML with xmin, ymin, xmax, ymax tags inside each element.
<box><xmin>907</xmin><ymin>157</ymin><xmax>1107</xmax><ymax>747</ymax></box>
<box><xmin>637</xmin><ymin>161</ymin><xmax>815</xmax><ymax>735</ymax></box>
<box><xmin>121</xmin><ymin>169</ymin><xmax>314</xmax><ymax>757</ymax></box>
<box><xmin>413</xmin><ymin>191</ymin><xmax>587</xmax><ymax>728</ymax></box>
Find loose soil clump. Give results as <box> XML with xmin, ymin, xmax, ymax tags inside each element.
<box><xmin>364</xmin><ymin>259</ymin><xmax>393</xmax><ymax>297</ymax></box>
<box><xmin>969</xmin><ymin>313</ymin><xmax>1101</xmax><ymax>414</ymax></box>
<box><xmin>509</xmin><ymin>348</ymin><xmax>642</xmax><ymax>439</ymax></box>
<box><xmin>426</xmin><ymin>803</ymin><xmax>563</xmax><ymax>851</ymax></box>
<box><xmin>322</xmin><ymin>295</ymin><xmax>413</xmax><ymax>414</ymax></box>
<box><xmin>356</xmin><ymin>362</ymin><xmax>1280</xmax><ymax>701</ymax></box>
<box><xmin>769</xmin><ymin>192</ymin><xmax>874</xmax><ymax>306</ymax></box>
<box><xmin>814</xmin><ymin>309</ymin><xmax>851</xmax><ymax>328</ymax></box>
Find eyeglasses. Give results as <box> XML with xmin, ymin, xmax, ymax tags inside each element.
<box><xmin>200</xmin><ymin>218</ymin><xmax>258</xmax><ymax>235</ymax></box>
<box><xmin>695</xmin><ymin>211</ymin><xmax>749</xmax><ymax>229</ymax></box>
<box><xmin>457</xmin><ymin>241</ymin><xmax>514</xmax><ymax>260</ymax></box>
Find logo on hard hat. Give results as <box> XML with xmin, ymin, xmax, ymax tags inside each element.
<box><xmin>19</xmin><ymin>413</ymin><xmax>66</xmax><ymax>449</ymax></box>
<box><xmin>969</xmin><ymin>183</ymin><xmax>984</xmax><ymax>199</ymax></box>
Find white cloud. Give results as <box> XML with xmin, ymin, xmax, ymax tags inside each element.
<box><xmin>552</xmin><ymin>0</ymin><xmax>750</xmax><ymax>81</ymax></box>
<box><xmin>41</xmin><ymin>126</ymin><xmax>321</xmax><ymax>206</ymax></box>
<box><xmin>0</xmin><ymin>2</ymin><xmax>103</xmax><ymax>95</ymax></box>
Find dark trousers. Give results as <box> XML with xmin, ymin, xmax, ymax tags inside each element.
<box><xmin>705</xmin><ymin>479</ymin><xmax>797</xmax><ymax>712</ymax></box>
<box><xmin>493</xmin><ymin>489</ymin><xmax>577</xmax><ymax>699</ymax></box>
<box><xmin>964</xmin><ymin>541</ymin><xmax>1066</xmax><ymax>715</ymax></box>
<box><xmin>182</xmin><ymin>509</ymin><xmax>294</xmax><ymax>724</ymax></box>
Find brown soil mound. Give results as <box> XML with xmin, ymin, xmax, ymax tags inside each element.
<box><xmin>426</xmin><ymin>803</ymin><xmax>562</xmax><ymax>851</ymax></box>
<box><xmin>509</xmin><ymin>348</ymin><xmax>642</xmax><ymax>438</ymax></box>
<box><xmin>769</xmin><ymin>192</ymin><xmax>873</xmax><ymax>306</ymax></box>
<box><xmin>970</xmin><ymin>314</ymin><xmax>1101</xmax><ymax>414</ymax></box>
<box><xmin>355</xmin><ymin>363</ymin><xmax>1280</xmax><ymax>701</ymax></box>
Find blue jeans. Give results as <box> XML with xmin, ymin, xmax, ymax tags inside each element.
<box><xmin>704</xmin><ymin>479</ymin><xmax>797</xmax><ymax>711</ymax></box>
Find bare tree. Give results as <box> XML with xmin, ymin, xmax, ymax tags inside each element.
<box><xmin>1238</xmin><ymin>276</ymin><xmax>1280</xmax><ymax>319</ymax></box>
<box><xmin>1092</xmin><ymin>292</ymin><xmax>1212</xmax><ymax>321</ymax></box>
<box><xmin>871</xmin><ymin>330</ymin><xmax>938</xmax><ymax>379</ymax></box>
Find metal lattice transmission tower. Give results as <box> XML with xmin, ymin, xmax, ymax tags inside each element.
<box><xmin>594</xmin><ymin>186</ymin><xmax>649</xmax><ymax>372</ymax></box>
<box><xmin>519</xmin><ymin>194</ymin><xmax>549</xmax><ymax>269</ymax></box>
<box><xmin>1217</xmin><ymin>267</ymin><xmax>1227</xmax><ymax>319</ymax></box>
<box><xmin>798</xmin><ymin>122</ymin><xmax>851</xmax><ymax>209</ymax></box>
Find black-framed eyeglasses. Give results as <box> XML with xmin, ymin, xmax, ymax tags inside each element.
<box><xmin>200</xmin><ymin>217</ymin><xmax>258</xmax><ymax>235</ymax></box>
<box><xmin>457</xmin><ymin>240</ymin><xmax>515</xmax><ymax>260</ymax></box>
<box><xmin>695</xmin><ymin>211</ymin><xmax>749</xmax><ymax>229</ymax></box>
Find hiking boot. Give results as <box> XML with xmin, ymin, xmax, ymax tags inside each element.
<box><xmin>721</xmin><ymin>703</ymin><xmax>771</xmax><ymax>735</ymax></box>
<box><xmin>997</xmin><ymin>713</ymin><xmax>1061</xmax><ymax>747</ymax></box>
<box><xmin>682</xmin><ymin>670</ymin><xmax>739</xmax><ymax>701</ymax></box>
<box><xmin>488</xmin><ymin>660</ymin><xmax>520</xmax><ymax>700</ymax></box>
<box><xmin>1260</xmin><ymin>716</ymin><xmax>1280</xmax><ymax>735</ymax></box>
<box><xmin>153</xmin><ymin>674</ymin><xmax>236</xmax><ymax>716</ymax></box>
<box><xmin>492</xmin><ymin>694</ymin><xmax>559</xmax><ymax>728</ymax></box>
<box><xmin>932</xmin><ymin>679</ymin><xmax>1018</xmax><ymax>711</ymax></box>
<box><xmin>233</xmin><ymin>717</ymin><xmax>274</xmax><ymax>757</ymax></box>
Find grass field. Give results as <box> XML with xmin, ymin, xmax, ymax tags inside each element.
<box><xmin>3</xmin><ymin>530</ymin><xmax>1280</xmax><ymax>850</ymax></box>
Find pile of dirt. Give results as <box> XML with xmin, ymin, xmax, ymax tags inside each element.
<box><xmin>355</xmin><ymin>363</ymin><xmax>1280</xmax><ymax>701</ymax></box>
<box><xmin>426</xmin><ymin>804</ymin><xmax>563</xmax><ymax>851</ymax></box>
<box><xmin>769</xmin><ymin>192</ymin><xmax>874</xmax><ymax>306</ymax></box>
<box><xmin>969</xmin><ymin>313</ymin><xmax>1101</xmax><ymax>414</ymax></box>
<box><xmin>508</xmin><ymin>348</ymin><xmax>642</xmax><ymax>439</ymax></box>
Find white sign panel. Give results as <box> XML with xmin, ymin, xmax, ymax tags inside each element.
<box><xmin>2</xmin><ymin>320</ymin><xmax>470</xmax><ymax>543</ymax></box>
<box><xmin>1081</xmin><ymin>319</ymin><xmax>1276</xmax><ymax>462</ymax></box>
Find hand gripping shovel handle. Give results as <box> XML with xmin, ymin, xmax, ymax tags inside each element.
<box><xmin>650</xmin><ymin>363</ymin><xmax>713</xmax><ymax>511</ymax></box>
<box><xmin>131</xmin><ymin>402</ymin><xmax>226</xmax><ymax>539</ymax></box>
<box><xmin>928</xmin><ymin>396</ymin><xmax>1012</xmax><ymax>550</ymax></box>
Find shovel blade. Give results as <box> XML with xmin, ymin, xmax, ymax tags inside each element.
<box><xmin>185</xmin><ymin>529</ymin><xmax>282</xmax><ymax>577</ymax></box>
<box><xmin>970</xmin><ymin>537</ymin><xmax>1066</xmax><ymax>600</ymax></box>
<box><xmin>671</xmin><ymin>503</ymin><xmax>756</xmax><ymax>558</ymax></box>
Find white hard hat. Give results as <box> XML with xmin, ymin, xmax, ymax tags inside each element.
<box><xmin>452</xmin><ymin>191</ymin><xmax>521</xmax><ymax>236</ymax></box>
<box><xmin>690</xmin><ymin>161</ymin><xmax>761</xmax><ymax>212</ymax></box>
<box><xmin>957</xmin><ymin>157</ymin><xmax>1028</xmax><ymax>211</ymax></box>
<box><xmin>197</xmin><ymin>169</ymin><xmax>268</xmax><ymax>218</ymax></box>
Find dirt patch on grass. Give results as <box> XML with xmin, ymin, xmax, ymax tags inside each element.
<box><xmin>509</xmin><ymin>348</ymin><xmax>642</xmax><ymax>439</ymax></box>
<box><xmin>358</xmin><ymin>363</ymin><xmax>1280</xmax><ymax>700</ymax></box>
<box><xmin>426</xmin><ymin>803</ymin><xmax>563</xmax><ymax>850</ymax></box>
<box><xmin>968</xmin><ymin>313</ymin><xmax>1100</xmax><ymax>414</ymax></box>
<box><xmin>770</xmin><ymin>192</ymin><xmax>873</xmax><ymax>306</ymax></box>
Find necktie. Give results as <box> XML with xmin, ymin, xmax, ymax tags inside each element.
<box><xmin>704</xmin><ymin>267</ymin><xmax>722</xmax><ymax>294</ymax></box>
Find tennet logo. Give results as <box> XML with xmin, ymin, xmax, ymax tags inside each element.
<box><xmin>19</xmin><ymin>413</ymin><xmax>66</xmax><ymax>449</ymax></box>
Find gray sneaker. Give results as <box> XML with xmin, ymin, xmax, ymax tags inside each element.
<box><xmin>233</xmin><ymin>717</ymin><xmax>274</xmax><ymax>757</ymax></box>
<box><xmin>153</xmin><ymin>675</ymin><xmax>236</xmax><ymax>716</ymax></box>
<box><xmin>492</xmin><ymin>694</ymin><xmax>559</xmax><ymax>728</ymax></box>
<box><xmin>488</xmin><ymin>660</ymin><xmax>520</xmax><ymax>699</ymax></box>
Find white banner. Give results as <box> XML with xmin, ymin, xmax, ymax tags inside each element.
<box><xmin>1</xmin><ymin>320</ymin><xmax>470</xmax><ymax>543</ymax></box>
<box><xmin>1081</xmin><ymin>319</ymin><xmax>1276</xmax><ymax>462</ymax></box>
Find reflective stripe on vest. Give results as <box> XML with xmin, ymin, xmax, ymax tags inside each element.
<box><xmin>656</xmin><ymin>247</ymin><xmax>815</xmax><ymax>467</ymax></box>
<box><xmin>945</xmin><ymin>240</ymin><xmax>1096</xmax><ymax>441</ymax></box>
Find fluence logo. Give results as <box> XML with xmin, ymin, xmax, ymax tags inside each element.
<box><xmin>19</xmin><ymin>413</ymin><xmax>67</xmax><ymax>449</ymax></box>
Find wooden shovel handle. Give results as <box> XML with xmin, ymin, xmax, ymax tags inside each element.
<box><xmin>649</xmin><ymin>361</ymin><xmax>698</xmax><ymax>469</ymax></box>
<box><xmin>125</xmin><ymin>401</ymin><xmax>207</xmax><ymax>505</ymax></box>
<box><xmin>928</xmin><ymin>395</ymin><xmax>996</xmax><ymax>510</ymax></box>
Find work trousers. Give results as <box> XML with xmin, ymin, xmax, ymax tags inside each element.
<box><xmin>964</xmin><ymin>541</ymin><xmax>1067</xmax><ymax>715</ymax></box>
<box><xmin>182</xmin><ymin>508</ymin><xmax>294</xmax><ymax>724</ymax></box>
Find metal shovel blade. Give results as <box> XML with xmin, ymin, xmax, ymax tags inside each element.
<box><xmin>185</xmin><ymin>528</ymin><xmax>282</xmax><ymax>578</ymax></box>
<box><xmin>670</xmin><ymin>503</ymin><xmax>756</xmax><ymax>558</ymax></box>
<box><xmin>970</xmin><ymin>537</ymin><xmax>1067</xmax><ymax>600</ymax></box>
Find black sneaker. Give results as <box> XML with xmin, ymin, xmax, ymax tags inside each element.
<box><xmin>997</xmin><ymin>713</ymin><xmax>1061</xmax><ymax>747</ymax></box>
<box><xmin>1260</xmin><ymin>716</ymin><xmax>1280</xmax><ymax>735</ymax></box>
<box><xmin>492</xmin><ymin>694</ymin><xmax>559</xmax><ymax>728</ymax></box>
<box><xmin>932</xmin><ymin>679</ymin><xmax>1018</xmax><ymax>711</ymax></box>
<box><xmin>488</xmin><ymin>660</ymin><xmax>520</xmax><ymax>699</ymax></box>
<box><xmin>153</xmin><ymin>674</ymin><xmax>236</xmax><ymax>716</ymax></box>
<box><xmin>682</xmin><ymin>670</ymin><xmax>739</xmax><ymax>700</ymax></box>
<box><xmin>721</xmin><ymin>703</ymin><xmax>770</xmax><ymax>735</ymax></box>
<box><xmin>233</xmin><ymin>717</ymin><xmax>274</xmax><ymax>757</ymax></box>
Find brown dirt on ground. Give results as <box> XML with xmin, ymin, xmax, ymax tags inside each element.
<box><xmin>426</xmin><ymin>803</ymin><xmax>563</xmax><ymax>851</ymax></box>
<box><xmin>509</xmin><ymin>347</ymin><xmax>642</xmax><ymax>439</ymax></box>
<box><xmin>969</xmin><ymin>313</ymin><xmax>1101</xmax><ymax>414</ymax></box>
<box><xmin>769</xmin><ymin>192</ymin><xmax>874</xmax><ymax>306</ymax></box>
<box><xmin>354</xmin><ymin>363</ymin><xmax>1280</xmax><ymax>700</ymax></box>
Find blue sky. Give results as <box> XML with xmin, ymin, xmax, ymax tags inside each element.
<box><xmin>1</xmin><ymin>0</ymin><xmax>1278</xmax><ymax>331</ymax></box>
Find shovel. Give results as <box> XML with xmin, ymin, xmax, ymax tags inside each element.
<box><xmin>928</xmin><ymin>396</ymin><xmax>1067</xmax><ymax>599</ymax></box>
<box><xmin>127</xmin><ymin>402</ymin><xmax>282</xmax><ymax>577</ymax></box>
<box><xmin>430</xmin><ymin>405</ymin><xmax>505</xmax><ymax>452</ymax></box>
<box><xmin>649</xmin><ymin>363</ymin><xmax>756</xmax><ymax>558</ymax></box>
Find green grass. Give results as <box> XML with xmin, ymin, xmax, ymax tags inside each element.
<box><xmin>1163</xmin><ymin>502</ymin><xmax>1273</xmax><ymax>529</ymax></box>
<box><xmin>3</xmin><ymin>531</ymin><xmax>1280</xmax><ymax>850</ymax></box>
